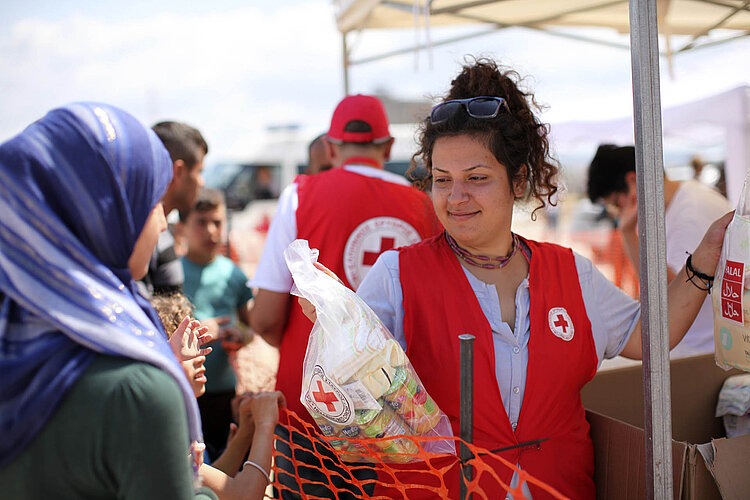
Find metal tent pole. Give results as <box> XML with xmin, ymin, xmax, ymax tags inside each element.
<box><xmin>459</xmin><ymin>333</ymin><xmax>475</xmax><ymax>500</ymax></box>
<box><xmin>628</xmin><ymin>1</ymin><xmax>673</xmax><ymax>498</ymax></box>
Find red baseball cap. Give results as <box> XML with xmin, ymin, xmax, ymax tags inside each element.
<box><xmin>327</xmin><ymin>94</ymin><xmax>391</xmax><ymax>144</ymax></box>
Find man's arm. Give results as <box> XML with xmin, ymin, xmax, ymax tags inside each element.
<box><xmin>247</xmin><ymin>183</ymin><xmax>298</xmax><ymax>347</ymax></box>
<box><xmin>249</xmin><ymin>289</ymin><xmax>291</xmax><ymax>347</ymax></box>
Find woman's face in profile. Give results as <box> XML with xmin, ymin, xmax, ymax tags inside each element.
<box><xmin>128</xmin><ymin>203</ymin><xmax>167</xmax><ymax>280</ymax></box>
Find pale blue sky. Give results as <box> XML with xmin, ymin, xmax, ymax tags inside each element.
<box><xmin>1</xmin><ymin>0</ymin><xmax>748</xmax><ymax>162</ymax></box>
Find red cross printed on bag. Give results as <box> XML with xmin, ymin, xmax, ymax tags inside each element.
<box><xmin>362</xmin><ymin>237</ymin><xmax>395</xmax><ymax>266</ymax></box>
<box><xmin>304</xmin><ymin>365</ymin><xmax>354</xmax><ymax>425</ymax></box>
<box><xmin>312</xmin><ymin>380</ymin><xmax>339</xmax><ymax>412</ymax></box>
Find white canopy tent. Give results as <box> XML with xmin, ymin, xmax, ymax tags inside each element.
<box><xmin>334</xmin><ymin>0</ymin><xmax>750</xmax><ymax>69</ymax></box>
<box><xmin>330</xmin><ymin>1</ymin><xmax>750</xmax><ymax>498</ymax></box>
<box><xmin>550</xmin><ymin>85</ymin><xmax>750</xmax><ymax>204</ymax></box>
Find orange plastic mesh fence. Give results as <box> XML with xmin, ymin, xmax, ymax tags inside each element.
<box><xmin>267</xmin><ymin>409</ymin><xmax>569</xmax><ymax>500</ymax></box>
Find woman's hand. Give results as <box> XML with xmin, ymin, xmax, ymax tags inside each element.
<box><xmin>169</xmin><ymin>317</ymin><xmax>212</xmax><ymax>362</ymax></box>
<box><xmin>298</xmin><ymin>262</ymin><xmax>343</xmax><ymax>323</ymax></box>
<box><xmin>690</xmin><ymin>211</ymin><xmax>734</xmax><ymax>276</ymax></box>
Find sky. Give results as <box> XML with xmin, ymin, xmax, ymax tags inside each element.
<box><xmin>1</xmin><ymin>0</ymin><xmax>749</xmax><ymax>165</ymax></box>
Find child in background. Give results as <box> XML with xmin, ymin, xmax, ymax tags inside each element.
<box><xmin>150</xmin><ymin>292</ymin><xmax>209</xmax><ymax>398</ymax></box>
<box><xmin>181</xmin><ymin>188</ymin><xmax>254</xmax><ymax>462</ymax></box>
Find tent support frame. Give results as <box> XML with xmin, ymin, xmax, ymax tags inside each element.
<box><xmin>630</xmin><ymin>0</ymin><xmax>673</xmax><ymax>498</ymax></box>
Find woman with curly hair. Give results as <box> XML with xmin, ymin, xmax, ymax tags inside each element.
<box><xmin>344</xmin><ymin>58</ymin><xmax>731</xmax><ymax>498</ymax></box>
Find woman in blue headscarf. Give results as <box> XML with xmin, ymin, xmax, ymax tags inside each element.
<box><xmin>0</xmin><ymin>103</ymin><xmax>216</xmax><ymax>499</ymax></box>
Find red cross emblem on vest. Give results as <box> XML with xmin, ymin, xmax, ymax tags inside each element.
<box><xmin>548</xmin><ymin>307</ymin><xmax>574</xmax><ymax>341</ymax></box>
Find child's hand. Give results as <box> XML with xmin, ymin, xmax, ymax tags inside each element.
<box><xmin>170</xmin><ymin>317</ymin><xmax>213</xmax><ymax>361</ymax></box>
<box><xmin>200</xmin><ymin>316</ymin><xmax>231</xmax><ymax>342</ymax></box>
<box><xmin>220</xmin><ymin>325</ymin><xmax>254</xmax><ymax>352</ymax></box>
<box><xmin>246</xmin><ymin>391</ymin><xmax>286</xmax><ymax>431</ymax></box>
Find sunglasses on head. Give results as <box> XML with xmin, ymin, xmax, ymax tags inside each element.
<box><xmin>429</xmin><ymin>96</ymin><xmax>510</xmax><ymax>125</ymax></box>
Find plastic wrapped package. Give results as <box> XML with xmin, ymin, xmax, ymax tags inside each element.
<box><xmin>712</xmin><ymin>169</ymin><xmax>750</xmax><ymax>372</ymax></box>
<box><xmin>715</xmin><ymin>374</ymin><xmax>750</xmax><ymax>438</ymax></box>
<box><xmin>284</xmin><ymin>240</ymin><xmax>455</xmax><ymax>463</ymax></box>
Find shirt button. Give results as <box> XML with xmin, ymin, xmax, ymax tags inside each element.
<box><xmin>512</xmin><ymin>422</ymin><xmax>517</xmax><ymax>430</ymax></box>
<box><xmin>513</xmin><ymin>386</ymin><xmax>520</xmax><ymax>394</ymax></box>
<box><xmin>513</xmin><ymin>347</ymin><xmax>520</xmax><ymax>354</ymax></box>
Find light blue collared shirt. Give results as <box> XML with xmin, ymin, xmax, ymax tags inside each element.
<box><xmin>357</xmin><ymin>248</ymin><xmax>641</xmax><ymax>429</ymax></box>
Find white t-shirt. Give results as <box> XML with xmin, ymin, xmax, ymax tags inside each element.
<box><xmin>665</xmin><ymin>180</ymin><xmax>733</xmax><ymax>357</ymax></box>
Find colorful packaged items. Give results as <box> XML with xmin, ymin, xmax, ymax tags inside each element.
<box><xmin>286</xmin><ymin>240</ymin><xmax>455</xmax><ymax>463</ymax></box>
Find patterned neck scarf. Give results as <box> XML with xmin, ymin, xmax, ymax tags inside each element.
<box><xmin>0</xmin><ymin>103</ymin><xmax>202</xmax><ymax>468</ymax></box>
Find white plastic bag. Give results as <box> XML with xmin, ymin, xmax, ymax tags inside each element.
<box><xmin>284</xmin><ymin>239</ymin><xmax>455</xmax><ymax>463</ymax></box>
<box><xmin>712</xmin><ymin>169</ymin><xmax>750</xmax><ymax>372</ymax></box>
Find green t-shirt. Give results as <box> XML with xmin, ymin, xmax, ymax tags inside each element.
<box><xmin>1</xmin><ymin>355</ymin><xmax>217</xmax><ymax>500</ymax></box>
<box><xmin>182</xmin><ymin>255</ymin><xmax>253</xmax><ymax>393</ymax></box>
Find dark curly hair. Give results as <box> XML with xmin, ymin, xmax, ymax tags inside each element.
<box><xmin>150</xmin><ymin>292</ymin><xmax>195</xmax><ymax>339</ymax></box>
<box><xmin>409</xmin><ymin>57</ymin><xmax>559</xmax><ymax>217</ymax></box>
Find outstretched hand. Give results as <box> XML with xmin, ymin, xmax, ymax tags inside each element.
<box><xmin>169</xmin><ymin>317</ymin><xmax>212</xmax><ymax>362</ymax></box>
<box><xmin>200</xmin><ymin>316</ymin><xmax>231</xmax><ymax>342</ymax></box>
<box><xmin>238</xmin><ymin>391</ymin><xmax>287</xmax><ymax>433</ymax></box>
<box><xmin>691</xmin><ymin>211</ymin><xmax>735</xmax><ymax>276</ymax></box>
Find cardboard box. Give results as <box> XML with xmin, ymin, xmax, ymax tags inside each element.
<box><xmin>582</xmin><ymin>354</ymin><xmax>750</xmax><ymax>499</ymax></box>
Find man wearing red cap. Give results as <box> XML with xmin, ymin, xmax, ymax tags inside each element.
<box><xmin>248</xmin><ymin>94</ymin><xmax>440</xmax><ymax>499</ymax></box>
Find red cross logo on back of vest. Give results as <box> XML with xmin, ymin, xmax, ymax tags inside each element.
<box><xmin>548</xmin><ymin>307</ymin><xmax>575</xmax><ymax>341</ymax></box>
<box><xmin>362</xmin><ymin>237</ymin><xmax>395</xmax><ymax>266</ymax></box>
<box><xmin>343</xmin><ymin>217</ymin><xmax>421</xmax><ymax>290</ymax></box>
<box><xmin>312</xmin><ymin>380</ymin><xmax>339</xmax><ymax>412</ymax></box>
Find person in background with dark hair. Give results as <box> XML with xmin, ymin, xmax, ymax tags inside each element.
<box><xmin>138</xmin><ymin>121</ymin><xmax>208</xmax><ymax>296</ymax></box>
<box><xmin>306</xmin><ymin>133</ymin><xmax>332</xmax><ymax>175</ymax></box>
<box><xmin>300</xmin><ymin>58</ymin><xmax>731</xmax><ymax>499</ymax></box>
<box><xmin>587</xmin><ymin>144</ymin><xmax>732</xmax><ymax>357</ymax></box>
<box><xmin>182</xmin><ymin>187</ymin><xmax>254</xmax><ymax>462</ymax></box>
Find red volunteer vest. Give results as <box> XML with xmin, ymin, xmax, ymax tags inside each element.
<box><xmin>276</xmin><ymin>166</ymin><xmax>441</xmax><ymax>422</ymax></box>
<box><xmin>395</xmin><ymin>234</ymin><xmax>597</xmax><ymax>500</ymax></box>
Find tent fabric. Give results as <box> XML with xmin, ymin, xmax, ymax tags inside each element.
<box><xmin>549</xmin><ymin>86</ymin><xmax>750</xmax><ymax>204</ymax></box>
<box><xmin>334</xmin><ymin>0</ymin><xmax>750</xmax><ymax>48</ymax></box>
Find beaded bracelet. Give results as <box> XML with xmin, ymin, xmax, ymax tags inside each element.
<box><xmin>242</xmin><ymin>460</ymin><xmax>271</xmax><ymax>485</ymax></box>
<box><xmin>685</xmin><ymin>253</ymin><xmax>714</xmax><ymax>293</ymax></box>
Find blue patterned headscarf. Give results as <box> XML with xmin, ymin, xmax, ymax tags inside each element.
<box><xmin>0</xmin><ymin>103</ymin><xmax>202</xmax><ymax>467</ymax></box>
